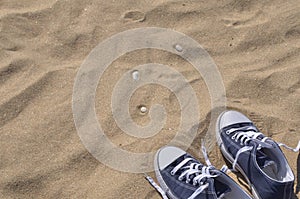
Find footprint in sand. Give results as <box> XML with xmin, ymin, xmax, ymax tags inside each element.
<box><xmin>122</xmin><ymin>10</ymin><xmax>146</xmax><ymax>22</ymax></box>
<box><xmin>285</xmin><ymin>24</ymin><xmax>300</xmax><ymax>47</ymax></box>
<box><xmin>222</xmin><ymin>11</ymin><xmax>268</xmax><ymax>28</ymax></box>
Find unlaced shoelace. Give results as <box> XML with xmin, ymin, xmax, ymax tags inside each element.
<box><xmin>226</xmin><ymin>126</ymin><xmax>300</xmax><ymax>171</ymax></box>
<box><xmin>145</xmin><ymin>144</ymin><xmax>220</xmax><ymax>199</ymax></box>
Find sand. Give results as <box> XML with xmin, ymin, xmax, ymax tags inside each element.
<box><xmin>0</xmin><ymin>0</ymin><xmax>299</xmax><ymax>198</ymax></box>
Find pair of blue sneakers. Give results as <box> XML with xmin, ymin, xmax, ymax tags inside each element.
<box><xmin>146</xmin><ymin>111</ymin><xmax>300</xmax><ymax>199</ymax></box>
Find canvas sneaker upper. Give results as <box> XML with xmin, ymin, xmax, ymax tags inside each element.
<box><xmin>147</xmin><ymin>145</ymin><xmax>252</xmax><ymax>199</ymax></box>
<box><xmin>216</xmin><ymin>110</ymin><xmax>300</xmax><ymax>199</ymax></box>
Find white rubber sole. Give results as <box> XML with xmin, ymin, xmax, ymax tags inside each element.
<box><xmin>154</xmin><ymin>149</ymin><xmax>179</xmax><ymax>199</ymax></box>
<box><xmin>216</xmin><ymin>111</ymin><xmax>261</xmax><ymax>199</ymax></box>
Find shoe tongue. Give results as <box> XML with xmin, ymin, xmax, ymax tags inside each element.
<box><xmin>256</xmin><ymin>151</ymin><xmax>278</xmax><ymax>177</ymax></box>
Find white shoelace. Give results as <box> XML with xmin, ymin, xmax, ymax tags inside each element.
<box><xmin>170</xmin><ymin>158</ymin><xmax>218</xmax><ymax>199</ymax></box>
<box><xmin>226</xmin><ymin>126</ymin><xmax>300</xmax><ymax>171</ymax></box>
<box><xmin>145</xmin><ymin>144</ymin><xmax>220</xmax><ymax>199</ymax></box>
<box><xmin>144</xmin><ymin>174</ymin><xmax>169</xmax><ymax>199</ymax></box>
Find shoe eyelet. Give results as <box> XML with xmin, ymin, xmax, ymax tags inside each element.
<box><xmin>178</xmin><ymin>176</ymin><xmax>183</xmax><ymax>181</ymax></box>
<box><xmin>170</xmin><ymin>171</ymin><xmax>175</xmax><ymax>175</ymax></box>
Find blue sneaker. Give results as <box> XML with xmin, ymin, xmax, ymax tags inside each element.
<box><xmin>147</xmin><ymin>146</ymin><xmax>252</xmax><ymax>199</ymax></box>
<box><xmin>216</xmin><ymin>110</ymin><xmax>300</xmax><ymax>199</ymax></box>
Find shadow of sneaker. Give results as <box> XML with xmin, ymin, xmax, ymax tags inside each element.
<box><xmin>296</xmin><ymin>152</ymin><xmax>300</xmax><ymax>196</ymax></box>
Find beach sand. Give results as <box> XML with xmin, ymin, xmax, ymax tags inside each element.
<box><xmin>0</xmin><ymin>0</ymin><xmax>299</xmax><ymax>198</ymax></box>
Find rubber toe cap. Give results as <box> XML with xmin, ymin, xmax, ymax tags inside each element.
<box><xmin>156</xmin><ymin>146</ymin><xmax>186</xmax><ymax>170</ymax></box>
<box><xmin>218</xmin><ymin>111</ymin><xmax>251</xmax><ymax>130</ymax></box>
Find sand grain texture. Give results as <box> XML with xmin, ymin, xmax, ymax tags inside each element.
<box><xmin>0</xmin><ymin>0</ymin><xmax>299</xmax><ymax>198</ymax></box>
